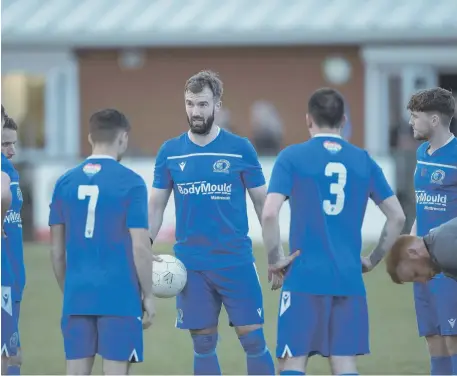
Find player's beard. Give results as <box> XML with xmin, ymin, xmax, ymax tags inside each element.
<box><xmin>188</xmin><ymin>111</ymin><xmax>215</xmax><ymax>135</ymax></box>
<box><xmin>412</xmin><ymin>123</ymin><xmax>433</xmax><ymax>141</ymax></box>
<box><xmin>413</xmin><ymin>129</ymin><xmax>431</xmax><ymax>141</ymax></box>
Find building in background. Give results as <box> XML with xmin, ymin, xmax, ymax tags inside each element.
<box><xmin>2</xmin><ymin>0</ymin><xmax>457</xmax><ymax>240</ymax></box>
<box><xmin>3</xmin><ymin>0</ymin><xmax>457</xmax><ymax>158</ymax></box>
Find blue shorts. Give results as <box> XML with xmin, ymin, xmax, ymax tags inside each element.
<box><xmin>176</xmin><ymin>262</ymin><xmax>264</xmax><ymax>329</ymax></box>
<box><xmin>13</xmin><ymin>301</ymin><xmax>21</xmax><ymax>349</ymax></box>
<box><xmin>414</xmin><ymin>275</ymin><xmax>457</xmax><ymax>337</ymax></box>
<box><xmin>1</xmin><ymin>286</ymin><xmax>19</xmax><ymax>358</ymax></box>
<box><xmin>276</xmin><ymin>292</ymin><xmax>370</xmax><ymax>358</ymax></box>
<box><xmin>61</xmin><ymin>315</ymin><xmax>143</xmax><ymax>362</ymax></box>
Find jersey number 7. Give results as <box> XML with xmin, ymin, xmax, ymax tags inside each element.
<box><xmin>78</xmin><ymin>185</ymin><xmax>99</xmax><ymax>238</ymax></box>
<box><xmin>323</xmin><ymin>162</ymin><xmax>347</xmax><ymax>216</ymax></box>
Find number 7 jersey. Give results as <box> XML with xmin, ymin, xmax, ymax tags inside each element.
<box><xmin>268</xmin><ymin>134</ymin><xmax>394</xmax><ymax>296</ymax></box>
<box><xmin>48</xmin><ymin>156</ymin><xmax>148</xmax><ymax>317</ymax></box>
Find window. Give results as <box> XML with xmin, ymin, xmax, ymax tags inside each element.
<box><xmin>2</xmin><ymin>74</ymin><xmax>46</xmax><ymax>150</ymax></box>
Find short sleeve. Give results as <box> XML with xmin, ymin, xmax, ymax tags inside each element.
<box><xmin>268</xmin><ymin>149</ymin><xmax>293</xmax><ymax>197</ymax></box>
<box><xmin>126</xmin><ymin>178</ymin><xmax>149</xmax><ymax>229</ymax></box>
<box><xmin>369</xmin><ymin>156</ymin><xmax>394</xmax><ymax>205</ymax></box>
<box><xmin>49</xmin><ymin>178</ymin><xmax>64</xmax><ymax>226</ymax></box>
<box><xmin>152</xmin><ymin>142</ymin><xmax>173</xmax><ymax>189</ymax></box>
<box><xmin>241</xmin><ymin>139</ymin><xmax>266</xmax><ymax>189</ymax></box>
<box><xmin>1</xmin><ymin>154</ymin><xmax>14</xmax><ymax>178</ymax></box>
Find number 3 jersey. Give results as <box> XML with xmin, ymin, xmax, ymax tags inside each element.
<box><xmin>48</xmin><ymin>155</ymin><xmax>148</xmax><ymax>317</ymax></box>
<box><xmin>268</xmin><ymin>134</ymin><xmax>394</xmax><ymax>296</ymax></box>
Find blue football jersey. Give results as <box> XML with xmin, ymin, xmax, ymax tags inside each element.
<box><xmin>268</xmin><ymin>134</ymin><xmax>394</xmax><ymax>296</ymax></box>
<box><xmin>3</xmin><ymin>166</ymin><xmax>25</xmax><ymax>302</ymax></box>
<box><xmin>48</xmin><ymin>156</ymin><xmax>148</xmax><ymax>317</ymax></box>
<box><xmin>1</xmin><ymin>154</ymin><xmax>15</xmax><ymax>290</ymax></box>
<box><xmin>153</xmin><ymin>129</ymin><xmax>266</xmax><ymax>270</ymax></box>
<box><xmin>415</xmin><ymin>136</ymin><xmax>457</xmax><ymax>237</ymax></box>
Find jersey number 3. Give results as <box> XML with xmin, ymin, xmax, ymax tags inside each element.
<box><xmin>323</xmin><ymin>162</ymin><xmax>347</xmax><ymax>216</ymax></box>
<box><xmin>78</xmin><ymin>185</ymin><xmax>99</xmax><ymax>238</ymax></box>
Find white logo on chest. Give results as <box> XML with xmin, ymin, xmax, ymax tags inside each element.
<box><xmin>213</xmin><ymin>159</ymin><xmax>230</xmax><ymax>174</ymax></box>
<box><xmin>430</xmin><ymin>169</ymin><xmax>445</xmax><ymax>184</ymax></box>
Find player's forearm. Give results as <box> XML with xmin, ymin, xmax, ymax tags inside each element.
<box><xmin>50</xmin><ymin>224</ymin><xmax>67</xmax><ymax>292</ymax></box>
<box><xmin>253</xmin><ymin>199</ymin><xmax>264</xmax><ymax>224</ymax></box>
<box><xmin>368</xmin><ymin>215</ymin><xmax>405</xmax><ymax>267</ymax></box>
<box><xmin>248</xmin><ymin>186</ymin><xmax>267</xmax><ymax>224</ymax></box>
<box><xmin>50</xmin><ymin>251</ymin><xmax>66</xmax><ymax>292</ymax></box>
<box><xmin>262</xmin><ymin>214</ymin><xmax>282</xmax><ymax>265</ymax></box>
<box><xmin>148</xmin><ymin>188</ymin><xmax>171</xmax><ymax>241</ymax></box>
<box><xmin>410</xmin><ymin>219</ymin><xmax>417</xmax><ymax>235</ymax></box>
<box><xmin>1</xmin><ymin>196</ymin><xmax>10</xmax><ymax>225</ymax></box>
<box><xmin>133</xmin><ymin>244</ymin><xmax>153</xmax><ymax>297</ymax></box>
<box><xmin>148</xmin><ymin>208</ymin><xmax>165</xmax><ymax>241</ymax></box>
<box><xmin>1</xmin><ymin>180</ymin><xmax>12</xmax><ymax>223</ymax></box>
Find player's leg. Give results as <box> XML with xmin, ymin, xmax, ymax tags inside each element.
<box><xmin>276</xmin><ymin>292</ymin><xmax>330</xmax><ymax>375</ymax></box>
<box><xmin>7</xmin><ymin>301</ymin><xmax>21</xmax><ymax>375</ymax></box>
<box><xmin>1</xmin><ymin>302</ymin><xmax>18</xmax><ymax>376</ymax></box>
<box><xmin>328</xmin><ymin>296</ymin><xmax>370</xmax><ymax>375</ymax></box>
<box><xmin>435</xmin><ymin>276</ymin><xmax>457</xmax><ymax>374</ymax></box>
<box><xmin>97</xmin><ymin>316</ymin><xmax>143</xmax><ymax>375</ymax></box>
<box><xmin>215</xmin><ymin>263</ymin><xmax>274</xmax><ymax>375</ymax></box>
<box><xmin>177</xmin><ymin>270</ymin><xmax>223</xmax><ymax>375</ymax></box>
<box><xmin>61</xmin><ymin>315</ymin><xmax>96</xmax><ymax>375</ymax></box>
<box><xmin>414</xmin><ymin>280</ymin><xmax>451</xmax><ymax>375</ymax></box>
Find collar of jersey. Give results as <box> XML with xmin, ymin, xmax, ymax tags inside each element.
<box><xmin>439</xmin><ymin>134</ymin><xmax>455</xmax><ymax>148</ymax></box>
<box><xmin>426</xmin><ymin>135</ymin><xmax>455</xmax><ymax>155</ymax></box>
<box><xmin>87</xmin><ymin>155</ymin><xmax>116</xmax><ymax>160</ymax></box>
<box><xmin>313</xmin><ymin>133</ymin><xmax>342</xmax><ymax>139</ymax></box>
<box><xmin>187</xmin><ymin>126</ymin><xmax>221</xmax><ymax>146</ymax></box>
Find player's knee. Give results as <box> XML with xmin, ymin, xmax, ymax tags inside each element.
<box><xmin>190</xmin><ymin>327</ymin><xmax>218</xmax><ymax>336</ymax></box>
<box><xmin>191</xmin><ymin>332</ymin><xmax>218</xmax><ymax>356</ymax></box>
<box><xmin>238</xmin><ymin>327</ymin><xmax>268</xmax><ymax>357</ymax></box>
<box><xmin>426</xmin><ymin>335</ymin><xmax>450</xmax><ymax>356</ymax></box>
<box><xmin>329</xmin><ymin>356</ymin><xmax>358</xmax><ymax>375</ymax></box>
<box><xmin>235</xmin><ymin>323</ymin><xmax>262</xmax><ymax>337</ymax></box>
<box><xmin>279</xmin><ymin>356</ymin><xmax>306</xmax><ymax>374</ymax></box>
<box><xmin>102</xmin><ymin>360</ymin><xmax>130</xmax><ymax>375</ymax></box>
<box><xmin>2</xmin><ymin>356</ymin><xmax>9</xmax><ymax>376</ymax></box>
<box><xmin>8</xmin><ymin>354</ymin><xmax>22</xmax><ymax>368</ymax></box>
<box><xmin>66</xmin><ymin>358</ymin><xmax>94</xmax><ymax>375</ymax></box>
<box><xmin>445</xmin><ymin>335</ymin><xmax>457</xmax><ymax>354</ymax></box>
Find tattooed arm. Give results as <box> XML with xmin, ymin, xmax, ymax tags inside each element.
<box><xmin>366</xmin><ymin>196</ymin><xmax>406</xmax><ymax>269</ymax></box>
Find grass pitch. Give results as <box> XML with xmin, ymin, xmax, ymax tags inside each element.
<box><xmin>19</xmin><ymin>243</ymin><xmax>428</xmax><ymax>374</ymax></box>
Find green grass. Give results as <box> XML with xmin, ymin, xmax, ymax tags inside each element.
<box><xmin>19</xmin><ymin>243</ymin><xmax>429</xmax><ymax>375</ymax></box>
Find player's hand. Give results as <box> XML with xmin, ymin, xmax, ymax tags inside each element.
<box><xmin>361</xmin><ymin>256</ymin><xmax>373</xmax><ymax>273</ymax></box>
<box><xmin>270</xmin><ymin>274</ymin><xmax>283</xmax><ymax>291</ymax></box>
<box><xmin>152</xmin><ymin>254</ymin><xmax>162</xmax><ymax>262</ymax></box>
<box><xmin>268</xmin><ymin>250</ymin><xmax>301</xmax><ymax>282</ymax></box>
<box><xmin>142</xmin><ymin>295</ymin><xmax>156</xmax><ymax>330</ymax></box>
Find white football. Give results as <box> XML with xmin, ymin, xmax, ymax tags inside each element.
<box><xmin>152</xmin><ymin>254</ymin><xmax>187</xmax><ymax>298</ymax></box>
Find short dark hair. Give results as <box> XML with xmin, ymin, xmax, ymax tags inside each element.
<box><xmin>308</xmin><ymin>88</ymin><xmax>345</xmax><ymax>128</ymax></box>
<box><xmin>185</xmin><ymin>70</ymin><xmax>223</xmax><ymax>100</ymax></box>
<box><xmin>1</xmin><ymin>105</ymin><xmax>7</xmax><ymax>126</ymax></box>
<box><xmin>407</xmin><ymin>88</ymin><xmax>455</xmax><ymax>123</ymax></box>
<box><xmin>3</xmin><ymin>117</ymin><xmax>17</xmax><ymax>131</ymax></box>
<box><xmin>89</xmin><ymin>109</ymin><xmax>131</xmax><ymax>143</ymax></box>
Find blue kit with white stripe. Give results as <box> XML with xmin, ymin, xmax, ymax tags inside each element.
<box><xmin>153</xmin><ymin>129</ymin><xmax>266</xmax><ymax>329</ymax></box>
<box><xmin>1</xmin><ymin>153</ymin><xmax>19</xmax><ymax>358</ymax></box>
<box><xmin>413</xmin><ymin>136</ymin><xmax>457</xmax><ymax>337</ymax></box>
